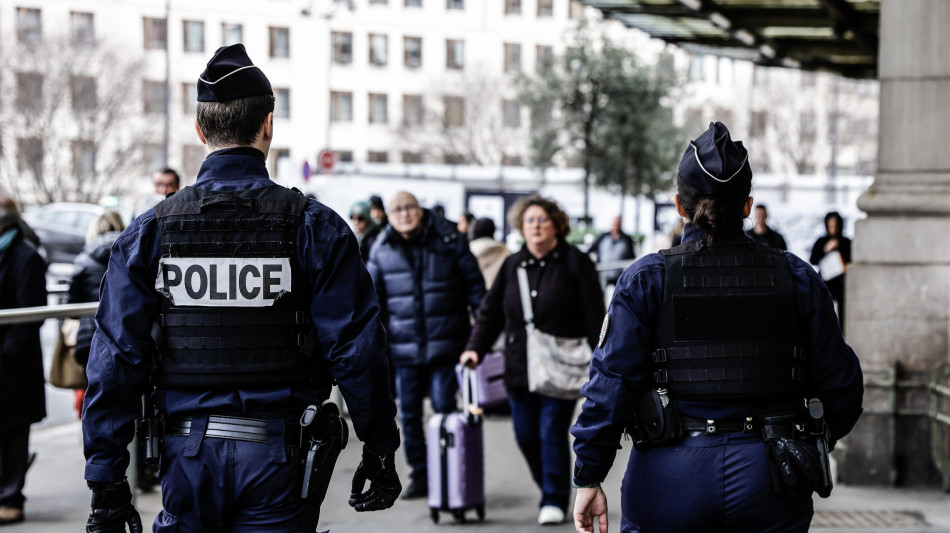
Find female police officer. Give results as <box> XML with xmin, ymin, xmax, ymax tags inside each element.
<box><xmin>571</xmin><ymin>122</ymin><xmax>863</xmax><ymax>533</ymax></box>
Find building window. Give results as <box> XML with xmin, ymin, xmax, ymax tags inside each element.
<box><xmin>275</xmin><ymin>88</ymin><xmax>290</xmax><ymax>118</ymax></box>
<box><xmin>689</xmin><ymin>55</ymin><xmax>705</xmax><ymax>81</ymax></box>
<box><xmin>444</xmin><ymin>153</ymin><xmax>465</xmax><ymax>165</ymax></box>
<box><xmin>753</xmin><ymin>65</ymin><xmax>769</xmax><ymax>85</ymax></box>
<box><xmin>369</xmin><ymin>34</ymin><xmax>388</xmax><ymax>67</ymax></box>
<box><xmin>369</xmin><ymin>0</ymin><xmax>388</xmax><ymax>4</ymax></box>
<box><xmin>750</xmin><ymin>111</ymin><xmax>767</xmax><ymax>138</ymax></box>
<box><xmin>402</xmin><ymin>151</ymin><xmax>423</xmax><ymax>163</ymax></box>
<box><xmin>446</xmin><ymin>39</ymin><xmax>464</xmax><ymax>70</ymax></box>
<box><xmin>336</xmin><ymin>150</ymin><xmax>354</xmax><ymax>163</ymax></box>
<box><xmin>72</xmin><ymin>140</ymin><xmax>96</xmax><ymax>176</ymax></box>
<box><xmin>369</xmin><ymin>93</ymin><xmax>388</xmax><ymax>124</ymax></box>
<box><xmin>405</xmin><ymin>0</ymin><xmax>422</xmax><ymax>6</ymax></box>
<box><xmin>181</xmin><ymin>83</ymin><xmax>197</xmax><ymax>114</ymax></box>
<box><xmin>331</xmin><ymin>91</ymin><xmax>353</xmax><ymax>122</ymax></box>
<box><xmin>183</xmin><ymin>20</ymin><xmax>204</xmax><ymax>53</ymax></box>
<box><xmin>144</xmin><ymin>143</ymin><xmax>164</xmax><ymax>172</ymax></box>
<box><xmin>537</xmin><ymin>0</ymin><xmax>553</xmax><ymax>16</ymax></box>
<box><xmin>16</xmin><ymin>73</ymin><xmax>43</xmax><ymax>110</ymax></box>
<box><xmin>17</xmin><ymin>137</ymin><xmax>43</xmax><ymax>176</ymax></box>
<box><xmin>504</xmin><ymin>0</ymin><xmax>521</xmax><ymax>15</ymax></box>
<box><xmin>403</xmin><ymin>94</ymin><xmax>424</xmax><ymax>126</ymax></box>
<box><xmin>569</xmin><ymin>0</ymin><xmax>584</xmax><ymax>19</ymax></box>
<box><xmin>143</xmin><ymin>17</ymin><xmax>167</xmax><ymax>50</ymax></box>
<box><xmin>332</xmin><ymin>32</ymin><xmax>352</xmax><ymax>64</ymax></box>
<box><xmin>71</xmin><ymin>76</ymin><xmax>97</xmax><ymax>111</ymax></box>
<box><xmin>270</xmin><ymin>27</ymin><xmax>290</xmax><ymax>58</ymax></box>
<box><xmin>404</xmin><ymin>37</ymin><xmax>422</xmax><ymax>68</ymax></box>
<box><xmin>502</xmin><ymin>100</ymin><xmax>521</xmax><ymax>128</ymax></box>
<box><xmin>502</xmin><ymin>154</ymin><xmax>522</xmax><ymax>166</ymax></box>
<box><xmin>182</xmin><ymin>145</ymin><xmax>206</xmax><ymax>178</ymax></box>
<box><xmin>368</xmin><ymin>151</ymin><xmax>389</xmax><ymax>163</ymax></box>
<box><xmin>70</xmin><ymin>12</ymin><xmax>95</xmax><ymax>46</ymax></box>
<box><xmin>222</xmin><ymin>23</ymin><xmax>243</xmax><ymax>46</ymax></box>
<box><xmin>16</xmin><ymin>8</ymin><xmax>42</xmax><ymax>45</ymax></box>
<box><xmin>143</xmin><ymin>80</ymin><xmax>167</xmax><ymax>115</ymax></box>
<box><xmin>536</xmin><ymin>45</ymin><xmax>553</xmax><ymax>72</ymax></box>
<box><xmin>271</xmin><ymin>148</ymin><xmax>291</xmax><ymax>179</ymax></box>
<box><xmin>447</xmin><ymin>0</ymin><xmax>464</xmax><ymax>9</ymax></box>
<box><xmin>444</xmin><ymin>96</ymin><xmax>464</xmax><ymax>128</ymax></box>
<box><xmin>800</xmin><ymin>111</ymin><xmax>816</xmax><ymax>140</ymax></box>
<box><xmin>504</xmin><ymin>43</ymin><xmax>522</xmax><ymax>73</ymax></box>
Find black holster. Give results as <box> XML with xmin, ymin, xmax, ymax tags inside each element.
<box><xmin>139</xmin><ymin>394</ymin><xmax>162</xmax><ymax>467</ymax></box>
<box><xmin>762</xmin><ymin>412</ymin><xmax>824</xmax><ymax>501</ymax></box>
<box><xmin>299</xmin><ymin>401</ymin><xmax>348</xmax><ymax>507</ymax></box>
<box><xmin>630</xmin><ymin>388</ymin><xmax>683</xmax><ymax>450</ymax></box>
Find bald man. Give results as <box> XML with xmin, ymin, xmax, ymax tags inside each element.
<box><xmin>366</xmin><ymin>192</ymin><xmax>486</xmax><ymax>499</ymax></box>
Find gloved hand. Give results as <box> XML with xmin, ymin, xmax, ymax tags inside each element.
<box><xmin>348</xmin><ymin>444</ymin><xmax>401</xmax><ymax>512</ymax></box>
<box><xmin>765</xmin><ymin>437</ymin><xmax>822</xmax><ymax>502</ymax></box>
<box><xmin>86</xmin><ymin>479</ymin><xmax>143</xmax><ymax>533</ymax></box>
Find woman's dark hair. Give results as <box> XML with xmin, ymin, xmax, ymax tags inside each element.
<box><xmin>196</xmin><ymin>94</ymin><xmax>276</xmax><ymax>148</ymax></box>
<box><xmin>676</xmin><ymin>173</ymin><xmax>751</xmax><ymax>242</ymax></box>
<box><xmin>470</xmin><ymin>218</ymin><xmax>496</xmax><ymax>240</ymax></box>
<box><xmin>824</xmin><ymin>211</ymin><xmax>843</xmax><ymax>236</ymax></box>
<box><xmin>508</xmin><ymin>195</ymin><xmax>570</xmax><ymax>239</ymax></box>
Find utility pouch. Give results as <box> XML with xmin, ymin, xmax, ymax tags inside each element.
<box><xmin>632</xmin><ymin>388</ymin><xmax>683</xmax><ymax>450</ymax></box>
<box><xmin>762</xmin><ymin>413</ymin><xmax>823</xmax><ymax>502</ymax></box>
<box><xmin>299</xmin><ymin>401</ymin><xmax>349</xmax><ymax>507</ymax></box>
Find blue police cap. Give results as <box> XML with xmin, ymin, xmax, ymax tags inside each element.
<box><xmin>678</xmin><ymin>121</ymin><xmax>751</xmax><ymax>194</ymax></box>
<box><xmin>197</xmin><ymin>44</ymin><xmax>272</xmax><ymax>103</ymax></box>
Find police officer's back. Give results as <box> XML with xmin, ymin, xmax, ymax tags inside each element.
<box><xmin>571</xmin><ymin>122</ymin><xmax>863</xmax><ymax>533</ymax></box>
<box><xmin>82</xmin><ymin>44</ymin><xmax>401</xmax><ymax>533</ymax></box>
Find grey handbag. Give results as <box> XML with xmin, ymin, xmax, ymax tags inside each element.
<box><xmin>517</xmin><ymin>266</ymin><xmax>591</xmax><ymax>399</ymax></box>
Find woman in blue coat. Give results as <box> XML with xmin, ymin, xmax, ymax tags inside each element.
<box><xmin>571</xmin><ymin>122</ymin><xmax>864</xmax><ymax>533</ymax></box>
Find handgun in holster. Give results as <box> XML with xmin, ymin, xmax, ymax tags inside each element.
<box><xmin>299</xmin><ymin>400</ymin><xmax>349</xmax><ymax>507</ymax></box>
<box><xmin>806</xmin><ymin>398</ymin><xmax>834</xmax><ymax>498</ymax></box>
<box><xmin>141</xmin><ymin>393</ymin><xmax>162</xmax><ymax>467</ymax></box>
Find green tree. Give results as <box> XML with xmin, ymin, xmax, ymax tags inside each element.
<box><xmin>518</xmin><ymin>20</ymin><xmax>683</xmax><ymax>223</ymax></box>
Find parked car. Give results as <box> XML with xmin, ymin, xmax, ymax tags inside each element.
<box><xmin>23</xmin><ymin>202</ymin><xmax>105</xmax><ymax>265</ymax></box>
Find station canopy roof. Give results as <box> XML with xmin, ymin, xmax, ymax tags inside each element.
<box><xmin>581</xmin><ymin>0</ymin><xmax>880</xmax><ymax>79</ymax></box>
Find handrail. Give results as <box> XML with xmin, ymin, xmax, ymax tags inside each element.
<box><xmin>0</xmin><ymin>302</ymin><xmax>98</xmax><ymax>325</ymax></box>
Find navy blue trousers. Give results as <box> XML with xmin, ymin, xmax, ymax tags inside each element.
<box><xmin>508</xmin><ymin>390</ymin><xmax>576</xmax><ymax>511</ymax></box>
<box><xmin>620</xmin><ymin>433</ymin><xmax>813</xmax><ymax>533</ymax></box>
<box><xmin>394</xmin><ymin>363</ymin><xmax>458</xmax><ymax>479</ymax></box>
<box><xmin>155</xmin><ymin>433</ymin><xmax>317</xmax><ymax>532</ymax></box>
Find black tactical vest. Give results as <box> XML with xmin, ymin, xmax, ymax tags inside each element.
<box><xmin>152</xmin><ymin>186</ymin><xmax>312</xmax><ymax>389</ymax></box>
<box><xmin>652</xmin><ymin>239</ymin><xmax>807</xmax><ymax>401</ymax></box>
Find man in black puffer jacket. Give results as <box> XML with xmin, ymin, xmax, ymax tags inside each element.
<box><xmin>366</xmin><ymin>191</ymin><xmax>486</xmax><ymax>499</ymax></box>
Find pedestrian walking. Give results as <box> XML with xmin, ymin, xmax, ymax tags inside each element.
<box><xmin>0</xmin><ymin>203</ymin><xmax>47</xmax><ymax>526</ymax></box>
<box><xmin>587</xmin><ymin>215</ymin><xmax>636</xmax><ymax>286</ymax></box>
<box><xmin>366</xmin><ymin>191</ymin><xmax>486</xmax><ymax>500</ymax></box>
<box><xmin>82</xmin><ymin>44</ymin><xmax>401</xmax><ymax>533</ymax></box>
<box><xmin>468</xmin><ymin>218</ymin><xmax>510</xmax><ymax>289</ymax></box>
<box><xmin>571</xmin><ymin>122</ymin><xmax>864</xmax><ymax>533</ymax></box>
<box><xmin>745</xmin><ymin>204</ymin><xmax>788</xmax><ymax>250</ymax></box>
<box><xmin>461</xmin><ymin>196</ymin><xmax>604</xmax><ymax>525</ymax></box>
<box><xmin>349</xmin><ymin>200</ymin><xmax>381</xmax><ymax>263</ymax></box>
<box><xmin>809</xmin><ymin>211</ymin><xmax>851</xmax><ymax>329</ymax></box>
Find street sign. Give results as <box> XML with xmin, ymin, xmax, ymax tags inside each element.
<box><xmin>318</xmin><ymin>149</ymin><xmax>335</xmax><ymax>173</ymax></box>
<box><xmin>303</xmin><ymin>161</ymin><xmax>312</xmax><ymax>182</ymax></box>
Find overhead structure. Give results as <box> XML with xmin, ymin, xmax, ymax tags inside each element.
<box><xmin>581</xmin><ymin>0</ymin><xmax>880</xmax><ymax>79</ymax></box>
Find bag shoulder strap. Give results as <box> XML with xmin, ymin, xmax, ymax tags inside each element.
<box><xmin>516</xmin><ymin>266</ymin><xmax>534</xmax><ymax>325</ymax></box>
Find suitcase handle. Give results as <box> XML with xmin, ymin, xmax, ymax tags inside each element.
<box><xmin>462</xmin><ymin>366</ymin><xmax>483</xmax><ymax>425</ymax></box>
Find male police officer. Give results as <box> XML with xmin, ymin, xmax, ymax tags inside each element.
<box><xmin>83</xmin><ymin>44</ymin><xmax>401</xmax><ymax>532</ymax></box>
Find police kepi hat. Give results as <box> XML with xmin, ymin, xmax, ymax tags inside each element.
<box><xmin>197</xmin><ymin>44</ymin><xmax>273</xmax><ymax>102</ymax></box>
<box><xmin>678</xmin><ymin>121</ymin><xmax>752</xmax><ymax>194</ymax></box>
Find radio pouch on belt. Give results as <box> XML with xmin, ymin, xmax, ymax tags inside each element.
<box><xmin>631</xmin><ymin>388</ymin><xmax>683</xmax><ymax>450</ymax></box>
<box><xmin>299</xmin><ymin>401</ymin><xmax>349</xmax><ymax>507</ymax></box>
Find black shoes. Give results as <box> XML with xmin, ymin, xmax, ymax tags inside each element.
<box><xmin>401</xmin><ymin>477</ymin><xmax>428</xmax><ymax>500</ymax></box>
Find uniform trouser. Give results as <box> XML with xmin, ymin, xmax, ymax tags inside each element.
<box><xmin>394</xmin><ymin>363</ymin><xmax>458</xmax><ymax>480</ymax></box>
<box><xmin>508</xmin><ymin>390</ymin><xmax>576</xmax><ymax>511</ymax></box>
<box><xmin>155</xmin><ymin>432</ymin><xmax>318</xmax><ymax>532</ymax></box>
<box><xmin>620</xmin><ymin>432</ymin><xmax>813</xmax><ymax>533</ymax></box>
<box><xmin>0</xmin><ymin>424</ymin><xmax>29</xmax><ymax>509</ymax></box>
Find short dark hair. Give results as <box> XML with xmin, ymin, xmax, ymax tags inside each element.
<box><xmin>196</xmin><ymin>94</ymin><xmax>275</xmax><ymax>148</ymax></box>
<box><xmin>470</xmin><ymin>218</ymin><xmax>496</xmax><ymax>240</ymax></box>
<box><xmin>157</xmin><ymin>167</ymin><xmax>181</xmax><ymax>188</ymax></box>
<box><xmin>508</xmin><ymin>195</ymin><xmax>570</xmax><ymax>239</ymax></box>
<box><xmin>755</xmin><ymin>204</ymin><xmax>767</xmax><ymax>213</ymax></box>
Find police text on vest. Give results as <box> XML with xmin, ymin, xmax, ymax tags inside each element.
<box><xmin>155</xmin><ymin>257</ymin><xmax>292</xmax><ymax>307</ymax></box>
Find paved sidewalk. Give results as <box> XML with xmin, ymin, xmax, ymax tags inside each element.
<box><xmin>9</xmin><ymin>417</ymin><xmax>950</xmax><ymax>532</ymax></box>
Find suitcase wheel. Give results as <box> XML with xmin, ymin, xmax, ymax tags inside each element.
<box><xmin>452</xmin><ymin>509</ymin><xmax>467</xmax><ymax>523</ymax></box>
<box><xmin>430</xmin><ymin>508</ymin><xmax>440</xmax><ymax>524</ymax></box>
<box><xmin>476</xmin><ymin>505</ymin><xmax>485</xmax><ymax>522</ymax></box>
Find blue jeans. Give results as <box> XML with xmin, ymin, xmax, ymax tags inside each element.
<box><xmin>395</xmin><ymin>363</ymin><xmax>459</xmax><ymax>479</ymax></box>
<box><xmin>508</xmin><ymin>390</ymin><xmax>576</xmax><ymax>511</ymax></box>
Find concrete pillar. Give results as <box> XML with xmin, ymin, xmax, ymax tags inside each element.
<box><xmin>840</xmin><ymin>0</ymin><xmax>950</xmax><ymax>486</ymax></box>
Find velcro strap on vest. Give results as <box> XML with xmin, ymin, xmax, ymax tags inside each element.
<box><xmin>157</xmin><ymin>198</ymin><xmax>304</xmax><ymax>217</ymax></box>
<box><xmin>653</xmin><ymin>345</ymin><xmax>806</xmax><ymax>363</ymax></box>
<box><xmin>162</xmin><ymin>217</ymin><xmax>298</xmax><ymax>233</ymax></box>
<box><xmin>654</xmin><ymin>366</ymin><xmax>806</xmax><ymax>384</ymax></box>
<box><xmin>683</xmin><ymin>274</ymin><xmax>776</xmax><ymax>288</ymax></box>
<box><xmin>160</xmin><ymin>310</ymin><xmax>307</xmax><ymax>327</ymax></box>
<box><xmin>167</xmin><ymin>334</ymin><xmax>304</xmax><ymax>350</ymax></box>
<box><xmin>681</xmin><ymin>254</ymin><xmax>773</xmax><ymax>268</ymax></box>
<box><xmin>162</xmin><ymin>241</ymin><xmax>295</xmax><ymax>256</ymax></box>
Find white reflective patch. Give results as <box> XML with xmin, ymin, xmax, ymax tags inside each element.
<box><xmin>155</xmin><ymin>257</ymin><xmax>292</xmax><ymax>307</ymax></box>
<box><xmin>598</xmin><ymin>313</ymin><xmax>610</xmax><ymax>349</ymax></box>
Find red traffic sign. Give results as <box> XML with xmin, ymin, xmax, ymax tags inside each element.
<box><xmin>318</xmin><ymin>150</ymin><xmax>335</xmax><ymax>172</ymax></box>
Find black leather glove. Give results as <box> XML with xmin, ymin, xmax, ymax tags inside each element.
<box><xmin>86</xmin><ymin>479</ymin><xmax>143</xmax><ymax>533</ymax></box>
<box><xmin>765</xmin><ymin>437</ymin><xmax>822</xmax><ymax>502</ymax></box>
<box><xmin>348</xmin><ymin>444</ymin><xmax>401</xmax><ymax>512</ymax></box>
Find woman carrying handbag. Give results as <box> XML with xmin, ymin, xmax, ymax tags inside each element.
<box><xmin>461</xmin><ymin>196</ymin><xmax>604</xmax><ymax>526</ymax></box>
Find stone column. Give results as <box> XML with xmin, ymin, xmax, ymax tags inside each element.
<box><xmin>840</xmin><ymin>0</ymin><xmax>950</xmax><ymax>486</ymax></box>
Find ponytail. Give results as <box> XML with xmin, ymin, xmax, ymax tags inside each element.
<box><xmin>676</xmin><ymin>174</ymin><xmax>750</xmax><ymax>243</ymax></box>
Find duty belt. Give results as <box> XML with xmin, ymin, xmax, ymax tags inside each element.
<box><xmin>681</xmin><ymin>414</ymin><xmax>760</xmax><ymax>436</ymax></box>
<box><xmin>165</xmin><ymin>415</ymin><xmax>300</xmax><ymax>444</ymax></box>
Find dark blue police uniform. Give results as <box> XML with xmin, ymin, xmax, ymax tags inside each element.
<box><xmin>82</xmin><ymin>148</ymin><xmax>399</xmax><ymax>531</ymax></box>
<box><xmin>571</xmin><ymin>122</ymin><xmax>864</xmax><ymax>533</ymax></box>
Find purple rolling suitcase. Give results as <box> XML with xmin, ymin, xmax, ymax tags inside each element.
<box><xmin>454</xmin><ymin>352</ymin><xmax>508</xmax><ymax>408</ymax></box>
<box><xmin>427</xmin><ymin>367</ymin><xmax>485</xmax><ymax>523</ymax></box>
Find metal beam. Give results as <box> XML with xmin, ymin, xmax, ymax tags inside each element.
<box><xmin>815</xmin><ymin>0</ymin><xmax>879</xmax><ymax>55</ymax></box>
